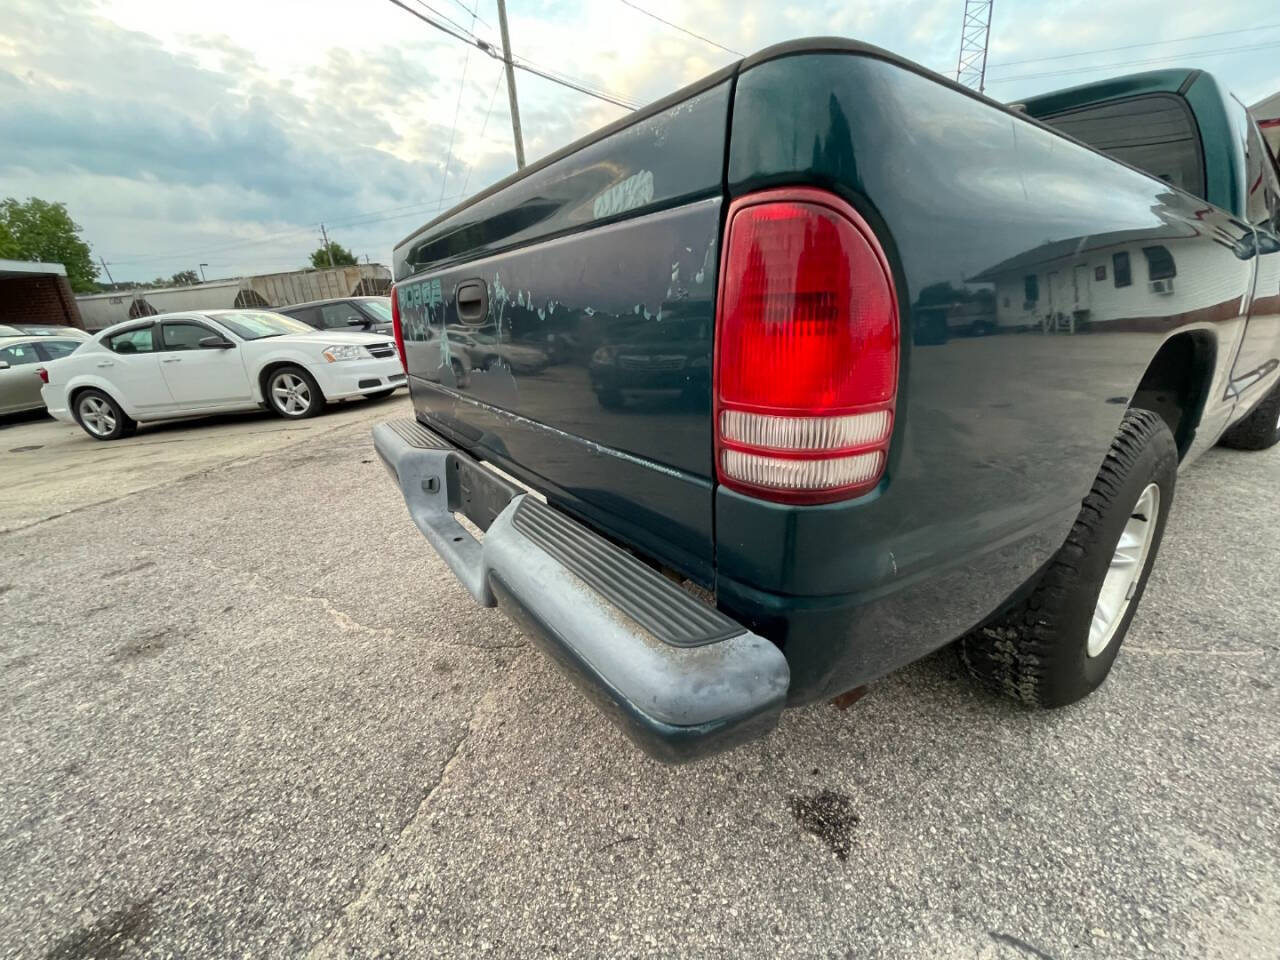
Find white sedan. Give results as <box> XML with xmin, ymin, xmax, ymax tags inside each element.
<box><xmin>41</xmin><ymin>309</ymin><xmax>406</xmax><ymax>440</ymax></box>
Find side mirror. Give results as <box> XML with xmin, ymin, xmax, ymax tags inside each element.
<box><xmin>346</xmin><ymin>317</ymin><xmax>371</xmax><ymax>328</ymax></box>
<box><xmin>198</xmin><ymin>336</ymin><xmax>235</xmax><ymax>349</ymax></box>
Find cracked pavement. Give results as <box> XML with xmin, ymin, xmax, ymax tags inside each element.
<box><xmin>2</xmin><ymin>399</ymin><xmax>1278</xmax><ymax>959</ymax></box>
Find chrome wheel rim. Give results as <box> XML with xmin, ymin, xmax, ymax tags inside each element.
<box><xmin>79</xmin><ymin>395</ymin><xmax>116</xmax><ymax>436</ymax></box>
<box><xmin>1088</xmin><ymin>482</ymin><xmax>1160</xmax><ymax>657</ymax></box>
<box><xmin>271</xmin><ymin>372</ymin><xmax>311</xmax><ymax>415</ymax></box>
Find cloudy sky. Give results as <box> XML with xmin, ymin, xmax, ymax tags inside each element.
<box><xmin>2</xmin><ymin>0</ymin><xmax>1277</xmax><ymax>284</ymax></box>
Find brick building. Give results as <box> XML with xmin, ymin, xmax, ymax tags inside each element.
<box><xmin>0</xmin><ymin>260</ymin><xmax>84</xmax><ymax>329</ymax></box>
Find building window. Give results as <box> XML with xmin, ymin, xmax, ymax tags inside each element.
<box><xmin>1142</xmin><ymin>245</ymin><xmax>1176</xmax><ymax>281</ymax></box>
<box><xmin>1024</xmin><ymin>274</ymin><xmax>1039</xmax><ymax>303</ymax></box>
<box><xmin>1113</xmin><ymin>252</ymin><xmax>1132</xmax><ymax>288</ymax></box>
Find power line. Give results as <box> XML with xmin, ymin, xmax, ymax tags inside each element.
<box><xmin>462</xmin><ymin>66</ymin><xmax>508</xmax><ymax>197</ymax></box>
<box><xmin>447</xmin><ymin>0</ymin><xmax>492</xmax><ymax>30</ymax></box>
<box><xmin>438</xmin><ymin>0</ymin><xmax>479</xmax><ymax>203</ymax></box>
<box><xmin>382</xmin><ymin>0</ymin><xmax>635</xmax><ymax>109</ymax></box>
<box><xmin>614</xmin><ymin>0</ymin><xmax>741</xmax><ymax>57</ymax></box>
<box><xmin>384</xmin><ymin>0</ymin><xmax>479</xmax><ymax>47</ymax></box>
<box><xmin>410</xmin><ymin>0</ymin><xmax>494</xmax><ymax>46</ymax></box>
<box><xmin>987</xmin><ymin>23</ymin><xmax>1280</xmax><ymax>71</ymax></box>
<box><xmin>987</xmin><ymin>38</ymin><xmax>1280</xmax><ymax>85</ymax></box>
<box><xmin>514</xmin><ymin>54</ymin><xmax>640</xmax><ymax>109</ymax></box>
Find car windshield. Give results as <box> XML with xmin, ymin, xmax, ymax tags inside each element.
<box><xmin>0</xmin><ymin>324</ymin><xmax>22</xmax><ymax>337</ymax></box>
<box><xmin>213</xmin><ymin>311</ymin><xmax>314</xmax><ymax>340</ymax></box>
<box><xmin>360</xmin><ymin>299</ymin><xmax>392</xmax><ymax>322</ymax></box>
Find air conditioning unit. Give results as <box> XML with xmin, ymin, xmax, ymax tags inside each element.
<box><xmin>1149</xmin><ymin>278</ymin><xmax>1175</xmax><ymax>295</ymax></box>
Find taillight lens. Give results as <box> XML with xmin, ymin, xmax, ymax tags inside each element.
<box><xmin>36</xmin><ymin>367</ymin><xmax>49</xmax><ymax>384</ymax></box>
<box><xmin>714</xmin><ymin>189</ymin><xmax>899</xmax><ymax>504</ymax></box>
<box><xmin>390</xmin><ymin>283</ymin><xmax>407</xmax><ymax>373</ymax></box>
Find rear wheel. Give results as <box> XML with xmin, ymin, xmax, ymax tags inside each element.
<box><xmin>959</xmin><ymin>409</ymin><xmax>1177</xmax><ymax>707</ymax></box>
<box><xmin>75</xmin><ymin>389</ymin><xmax>136</xmax><ymax>441</ymax></box>
<box><xmin>1218</xmin><ymin>382</ymin><xmax>1280</xmax><ymax>451</ymax></box>
<box><xmin>266</xmin><ymin>366</ymin><xmax>325</xmax><ymax>419</ymax></box>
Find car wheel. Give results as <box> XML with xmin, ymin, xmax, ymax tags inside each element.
<box><xmin>959</xmin><ymin>409</ymin><xmax>1177</xmax><ymax>707</ymax></box>
<box><xmin>365</xmin><ymin>389</ymin><xmax>395</xmax><ymax>402</ymax></box>
<box><xmin>75</xmin><ymin>389</ymin><xmax>136</xmax><ymax>441</ymax></box>
<box><xmin>267</xmin><ymin>367</ymin><xmax>326</xmax><ymax>419</ymax></box>
<box><xmin>1217</xmin><ymin>381</ymin><xmax>1280</xmax><ymax>451</ymax></box>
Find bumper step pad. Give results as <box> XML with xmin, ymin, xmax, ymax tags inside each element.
<box><xmin>373</xmin><ymin>417</ymin><xmax>790</xmax><ymax>761</ymax></box>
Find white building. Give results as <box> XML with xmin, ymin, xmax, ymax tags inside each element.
<box><xmin>1253</xmin><ymin>90</ymin><xmax>1279</xmax><ymax>158</ymax></box>
<box><xmin>967</xmin><ymin>224</ymin><xmax>1247</xmax><ymax>335</ymax></box>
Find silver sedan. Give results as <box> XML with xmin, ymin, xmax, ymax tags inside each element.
<box><xmin>0</xmin><ymin>335</ymin><xmax>86</xmax><ymax>415</ymax></box>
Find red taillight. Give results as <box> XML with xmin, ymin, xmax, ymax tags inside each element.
<box><xmin>36</xmin><ymin>366</ymin><xmax>49</xmax><ymax>384</ymax></box>
<box><xmin>390</xmin><ymin>283</ymin><xmax>407</xmax><ymax>373</ymax></box>
<box><xmin>714</xmin><ymin>188</ymin><xmax>899</xmax><ymax>504</ymax></box>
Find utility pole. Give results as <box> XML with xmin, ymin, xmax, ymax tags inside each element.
<box><xmin>98</xmin><ymin>256</ymin><xmax>115</xmax><ymax>286</ymax></box>
<box><xmin>495</xmin><ymin>0</ymin><xmax>525</xmax><ymax>168</ymax></box>
<box><xmin>955</xmin><ymin>0</ymin><xmax>995</xmax><ymax>94</ymax></box>
<box><xmin>319</xmin><ymin>223</ymin><xmax>335</xmax><ymax>268</ymax></box>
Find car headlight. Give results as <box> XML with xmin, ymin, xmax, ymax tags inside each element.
<box><xmin>591</xmin><ymin>346</ymin><xmax>615</xmax><ymax>365</ymax></box>
<box><xmin>322</xmin><ymin>344</ymin><xmax>365</xmax><ymax>363</ymax></box>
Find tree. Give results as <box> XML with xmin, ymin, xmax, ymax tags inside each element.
<box><xmin>170</xmin><ymin>270</ymin><xmax>200</xmax><ymax>286</ymax></box>
<box><xmin>309</xmin><ymin>240</ymin><xmax>357</xmax><ymax>269</ymax></box>
<box><xmin>0</xmin><ymin>197</ymin><xmax>99</xmax><ymax>292</ymax></box>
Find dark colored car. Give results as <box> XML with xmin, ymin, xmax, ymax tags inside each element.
<box><xmin>277</xmin><ymin>296</ymin><xmax>394</xmax><ymax>336</ymax></box>
<box><xmin>587</xmin><ymin>308</ymin><xmax>710</xmax><ymax>409</ymax></box>
<box><xmin>373</xmin><ymin>40</ymin><xmax>1280</xmax><ymax>762</ymax></box>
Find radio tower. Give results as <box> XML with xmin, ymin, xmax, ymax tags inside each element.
<box><xmin>955</xmin><ymin>0</ymin><xmax>994</xmax><ymax>93</ymax></box>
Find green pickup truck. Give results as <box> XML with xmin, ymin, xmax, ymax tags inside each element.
<box><xmin>374</xmin><ymin>40</ymin><xmax>1280</xmax><ymax>761</ymax></box>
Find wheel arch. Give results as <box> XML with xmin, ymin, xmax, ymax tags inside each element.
<box><xmin>1130</xmin><ymin>329</ymin><xmax>1217</xmax><ymax>460</ymax></box>
<box><xmin>67</xmin><ymin>378</ymin><xmax>137</xmax><ymax>421</ymax></box>
<box><xmin>256</xmin><ymin>359</ymin><xmax>328</xmax><ymax>405</ymax></box>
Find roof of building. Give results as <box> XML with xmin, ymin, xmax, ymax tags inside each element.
<box><xmin>1252</xmin><ymin>90</ymin><xmax>1280</xmax><ymax>125</ymax></box>
<box><xmin>0</xmin><ymin>259</ymin><xmax>68</xmax><ymax>280</ymax></box>
<box><xmin>966</xmin><ymin>223</ymin><xmax>1200</xmax><ymax>283</ymax></box>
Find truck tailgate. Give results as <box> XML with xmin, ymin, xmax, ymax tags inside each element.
<box><xmin>392</xmin><ymin>78</ymin><xmax>732</xmax><ymax>579</ymax></box>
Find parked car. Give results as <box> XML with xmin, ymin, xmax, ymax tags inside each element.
<box><xmin>276</xmin><ymin>296</ymin><xmax>394</xmax><ymax>336</ymax></box>
<box><xmin>444</xmin><ymin>325</ymin><xmax>549</xmax><ymax>374</ymax></box>
<box><xmin>372</xmin><ymin>42</ymin><xmax>1280</xmax><ymax>762</ymax></box>
<box><xmin>0</xmin><ymin>334</ymin><xmax>85</xmax><ymax>415</ymax></box>
<box><xmin>41</xmin><ymin>309</ymin><xmax>405</xmax><ymax>440</ymax></box>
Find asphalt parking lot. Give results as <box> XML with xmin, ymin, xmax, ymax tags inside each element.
<box><xmin>2</xmin><ymin>398</ymin><xmax>1277</xmax><ymax>959</ymax></box>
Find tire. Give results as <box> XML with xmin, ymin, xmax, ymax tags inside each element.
<box><xmin>1217</xmin><ymin>382</ymin><xmax>1280</xmax><ymax>451</ymax></box>
<box><xmin>266</xmin><ymin>366</ymin><xmax>326</xmax><ymax>419</ymax></box>
<box><xmin>959</xmin><ymin>409</ymin><xmax>1177</xmax><ymax>708</ymax></box>
<box><xmin>74</xmin><ymin>389</ymin><xmax>136</xmax><ymax>441</ymax></box>
<box><xmin>365</xmin><ymin>389</ymin><xmax>395</xmax><ymax>402</ymax></box>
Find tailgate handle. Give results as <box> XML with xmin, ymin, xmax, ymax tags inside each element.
<box><xmin>456</xmin><ymin>280</ymin><xmax>488</xmax><ymax>324</ymax></box>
